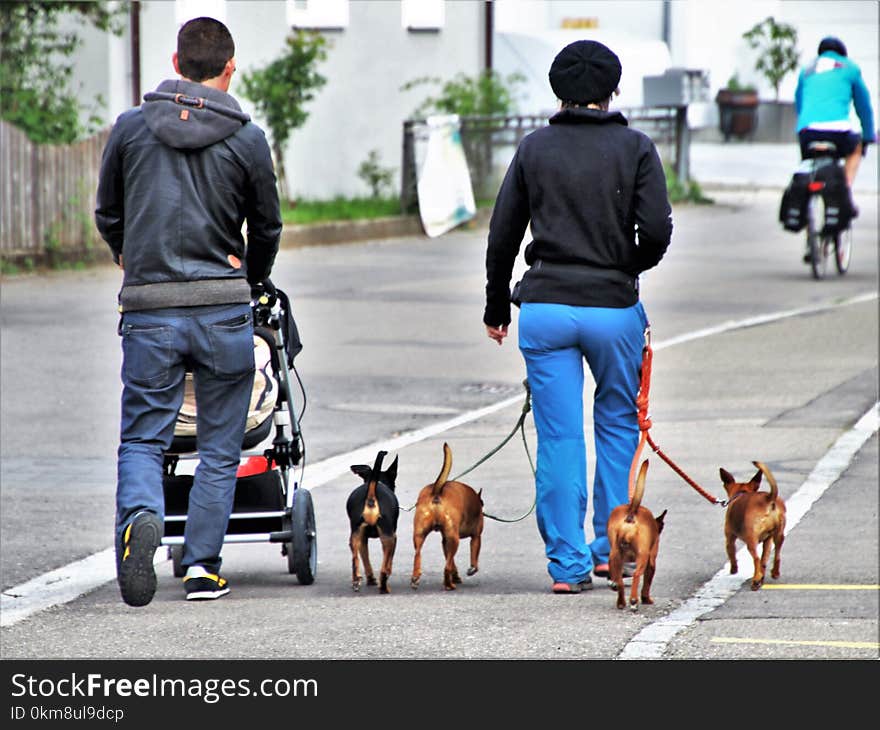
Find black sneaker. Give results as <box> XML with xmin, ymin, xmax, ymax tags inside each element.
<box><xmin>184</xmin><ymin>566</ymin><xmax>230</xmax><ymax>601</ymax></box>
<box><xmin>117</xmin><ymin>512</ymin><xmax>162</xmax><ymax>607</ymax></box>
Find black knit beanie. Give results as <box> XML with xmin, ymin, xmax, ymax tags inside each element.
<box><xmin>548</xmin><ymin>40</ymin><xmax>622</xmax><ymax>104</ymax></box>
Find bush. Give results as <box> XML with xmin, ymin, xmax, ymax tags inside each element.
<box><xmin>357</xmin><ymin>149</ymin><xmax>396</xmax><ymax>199</ymax></box>
<box><xmin>401</xmin><ymin>69</ymin><xmax>526</xmax><ymax>118</ymax></box>
<box><xmin>665</xmin><ymin>167</ymin><xmax>713</xmax><ymax>205</ymax></box>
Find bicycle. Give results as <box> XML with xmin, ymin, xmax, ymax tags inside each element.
<box><xmin>800</xmin><ymin>140</ymin><xmax>854</xmax><ymax>280</ymax></box>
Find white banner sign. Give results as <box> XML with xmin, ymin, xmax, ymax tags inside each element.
<box><xmin>416</xmin><ymin>114</ymin><xmax>477</xmax><ymax>238</ymax></box>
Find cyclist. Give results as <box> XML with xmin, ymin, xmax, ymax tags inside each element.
<box><xmin>794</xmin><ymin>36</ymin><xmax>876</xmax><ymax>219</ymax></box>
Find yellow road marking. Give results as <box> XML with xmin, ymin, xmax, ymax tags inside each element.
<box><xmin>712</xmin><ymin>637</ymin><xmax>879</xmax><ymax>650</ymax></box>
<box><xmin>760</xmin><ymin>584</ymin><xmax>879</xmax><ymax>590</ymax></box>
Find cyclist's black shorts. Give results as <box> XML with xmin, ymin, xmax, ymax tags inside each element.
<box><xmin>798</xmin><ymin>128</ymin><xmax>861</xmax><ymax>159</ymax></box>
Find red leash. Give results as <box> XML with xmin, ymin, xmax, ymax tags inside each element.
<box><xmin>628</xmin><ymin>327</ymin><xmax>725</xmax><ymax>507</ymax></box>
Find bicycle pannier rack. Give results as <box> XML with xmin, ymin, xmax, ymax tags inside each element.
<box><xmin>814</xmin><ymin>162</ymin><xmax>853</xmax><ymax>235</ymax></box>
<box><xmin>779</xmin><ymin>171</ymin><xmax>810</xmax><ymax>232</ymax></box>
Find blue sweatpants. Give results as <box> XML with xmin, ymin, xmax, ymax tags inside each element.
<box><xmin>518</xmin><ymin>301</ymin><xmax>648</xmax><ymax>584</ymax></box>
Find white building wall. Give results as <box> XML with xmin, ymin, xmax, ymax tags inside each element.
<box><xmin>670</xmin><ymin>0</ymin><xmax>878</xmax><ymax>104</ymax></box>
<box><xmin>495</xmin><ymin>0</ymin><xmax>878</xmax><ymax>136</ymax></box>
<box><xmin>66</xmin><ymin>0</ymin><xmax>878</xmax><ymax>199</ymax></box>
<box><xmin>271</xmin><ymin>0</ymin><xmax>485</xmax><ymax>200</ymax></box>
<box><xmin>120</xmin><ymin>0</ymin><xmax>485</xmax><ymax>200</ymax></box>
<box><xmin>494</xmin><ymin>0</ymin><xmax>668</xmax><ymax>111</ymax></box>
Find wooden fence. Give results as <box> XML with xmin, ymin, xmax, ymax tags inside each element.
<box><xmin>0</xmin><ymin>121</ymin><xmax>110</xmax><ymax>265</ymax></box>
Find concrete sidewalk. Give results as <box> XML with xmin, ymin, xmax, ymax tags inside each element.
<box><xmin>690</xmin><ymin>141</ymin><xmax>879</xmax><ymax>193</ymax></box>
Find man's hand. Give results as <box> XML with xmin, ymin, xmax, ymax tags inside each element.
<box><xmin>485</xmin><ymin>323</ymin><xmax>508</xmax><ymax>345</ymax></box>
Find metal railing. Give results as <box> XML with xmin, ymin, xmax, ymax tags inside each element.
<box><xmin>400</xmin><ymin>106</ymin><xmax>689</xmax><ymax>214</ymax></box>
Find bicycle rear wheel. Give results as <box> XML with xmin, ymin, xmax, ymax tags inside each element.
<box><xmin>807</xmin><ymin>195</ymin><xmax>830</xmax><ymax>280</ymax></box>
<box><xmin>835</xmin><ymin>228</ymin><xmax>852</xmax><ymax>274</ymax></box>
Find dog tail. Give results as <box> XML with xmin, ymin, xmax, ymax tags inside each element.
<box><xmin>627</xmin><ymin>459</ymin><xmax>649</xmax><ymax>522</ymax></box>
<box><xmin>363</xmin><ymin>451</ymin><xmax>387</xmax><ymax>526</ymax></box>
<box><xmin>431</xmin><ymin>442</ymin><xmax>453</xmax><ymax>499</ymax></box>
<box><xmin>752</xmin><ymin>461</ymin><xmax>779</xmax><ymax>504</ymax></box>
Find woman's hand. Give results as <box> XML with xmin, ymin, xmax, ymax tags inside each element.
<box><xmin>485</xmin><ymin>324</ymin><xmax>508</xmax><ymax>345</ymax></box>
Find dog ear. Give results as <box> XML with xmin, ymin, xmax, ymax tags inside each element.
<box><xmin>351</xmin><ymin>465</ymin><xmax>371</xmax><ymax>480</ymax></box>
<box><xmin>384</xmin><ymin>455</ymin><xmax>399</xmax><ymax>483</ymax></box>
<box><xmin>655</xmin><ymin>509</ymin><xmax>667</xmax><ymax>532</ymax></box>
<box><xmin>719</xmin><ymin>468</ymin><xmax>736</xmax><ymax>484</ymax></box>
<box><xmin>750</xmin><ymin>468</ymin><xmax>763</xmax><ymax>487</ymax></box>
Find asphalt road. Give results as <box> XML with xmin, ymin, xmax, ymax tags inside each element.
<box><xmin>1</xmin><ymin>190</ymin><xmax>877</xmax><ymax>671</ymax></box>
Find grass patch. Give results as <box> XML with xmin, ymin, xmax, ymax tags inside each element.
<box><xmin>282</xmin><ymin>197</ymin><xmax>401</xmax><ymax>225</ymax></box>
<box><xmin>665</xmin><ymin>166</ymin><xmax>714</xmax><ymax>205</ymax></box>
<box><xmin>281</xmin><ymin>195</ymin><xmax>496</xmax><ymax>225</ymax></box>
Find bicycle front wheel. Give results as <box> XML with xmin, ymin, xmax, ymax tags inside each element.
<box><xmin>835</xmin><ymin>228</ymin><xmax>852</xmax><ymax>274</ymax></box>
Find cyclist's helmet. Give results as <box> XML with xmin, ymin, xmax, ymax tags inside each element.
<box><xmin>818</xmin><ymin>36</ymin><xmax>847</xmax><ymax>57</ymax></box>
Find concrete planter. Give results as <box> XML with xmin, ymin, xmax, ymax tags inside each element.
<box><xmin>753</xmin><ymin>100</ymin><xmax>798</xmax><ymax>143</ymax></box>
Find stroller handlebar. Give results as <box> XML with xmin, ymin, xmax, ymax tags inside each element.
<box><xmin>251</xmin><ymin>278</ymin><xmax>281</xmax><ymax>328</ymax></box>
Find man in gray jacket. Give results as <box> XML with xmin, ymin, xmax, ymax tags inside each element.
<box><xmin>96</xmin><ymin>16</ymin><xmax>282</xmax><ymax>605</ymax></box>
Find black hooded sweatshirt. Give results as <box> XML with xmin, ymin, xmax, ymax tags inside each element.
<box><xmin>95</xmin><ymin>79</ymin><xmax>282</xmax><ymax>312</ymax></box>
<box><xmin>484</xmin><ymin>107</ymin><xmax>672</xmax><ymax>326</ymax></box>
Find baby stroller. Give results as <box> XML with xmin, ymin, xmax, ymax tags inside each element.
<box><xmin>161</xmin><ymin>280</ymin><xmax>316</xmax><ymax>584</ymax></box>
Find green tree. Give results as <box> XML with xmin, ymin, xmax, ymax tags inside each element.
<box><xmin>239</xmin><ymin>30</ymin><xmax>328</xmax><ymax>203</ymax></box>
<box><xmin>742</xmin><ymin>16</ymin><xmax>799</xmax><ymax>101</ymax></box>
<box><xmin>0</xmin><ymin>1</ymin><xmax>127</xmax><ymax>144</ymax></box>
<box><xmin>402</xmin><ymin>69</ymin><xmax>526</xmax><ymax>119</ymax></box>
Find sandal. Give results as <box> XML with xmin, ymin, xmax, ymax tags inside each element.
<box><xmin>593</xmin><ymin>562</ymin><xmax>636</xmax><ymax>578</ymax></box>
<box><xmin>552</xmin><ymin>577</ymin><xmax>593</xmax><ymax>594</ymax></box>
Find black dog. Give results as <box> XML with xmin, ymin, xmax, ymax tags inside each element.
<box><xmin>346</xmin><ymin>450</ymin><xmax>400</xmax><ymax>593</ymax></box>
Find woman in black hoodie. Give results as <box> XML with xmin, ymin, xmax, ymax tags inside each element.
<box><xmin>483</xmin><ymin>40</ymin><xmax>672</xmax><ymax>594</ymax></box>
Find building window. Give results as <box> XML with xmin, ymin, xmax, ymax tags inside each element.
<box><xmin>175</xmin><ymin>0</ymin><xmax>226</xmax><ymax>25</ymax></box>
<box><xmin>286</xmin><ymin>0</ymin><xmax>349</xmax><ymax>29</ymax></box>
<box><xmin>402</xmin><ymin>0</ymin><xmax>444</xmax><ymax>31</ymax></box>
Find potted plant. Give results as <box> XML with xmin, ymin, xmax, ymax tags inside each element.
<box><xmin>742</xmin><ymin>16</ymin><xmax>800</xmax><ymax>142</ymax></box>
<box><xmin>716</xmin><ymin>73</ymin><xmax>759</xmax><ymax>141</ymax></box>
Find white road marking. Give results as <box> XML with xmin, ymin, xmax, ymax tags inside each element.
<box><xmin>1</xmin><ymin>549</ymin><xmax>116</xmax><ymax>628</ymax></box>
<box><xmin>2</xmin><ymin>292</ymin><xmax>877</xmax><ymax>629</ymax></box>
<box><xmin>616</xmin><ymin>401</ymin><xmax>879</xmax><ymax>659</ymax></box>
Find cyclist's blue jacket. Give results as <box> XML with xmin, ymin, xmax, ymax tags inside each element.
<box><xmin>794</xmin><ymin>51</ymin><xmax>875</xmax><ymax>142</ymax></box>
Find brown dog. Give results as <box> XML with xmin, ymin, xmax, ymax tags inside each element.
<box><xmin>720</xmin><ymin>460</ymin><xmax>786</xmax><ymax>591</ymax></box>
<box><xmin>411</xmin><ymin>442</ymin><xmax>484</xmax><ymax>591</ymax></box>
<box><xmin>607</xmin><ymin>459</ymin><xmax>667</xmax><ymax>611</ymax></box>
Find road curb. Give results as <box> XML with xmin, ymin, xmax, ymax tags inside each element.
<box><xmin>279</xmin><ymin>207</ymin><xmax>493</xmax><ymax>249</ymax></box>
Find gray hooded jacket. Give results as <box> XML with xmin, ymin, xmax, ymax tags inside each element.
<box><xmin>95</xmin><ymin>79</ymin><xmax>282</xmax><ymax>312</ymax></box>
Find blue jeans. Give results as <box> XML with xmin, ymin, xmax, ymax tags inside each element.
<box><xmin>518</xmin><ymin>301</ymin><xmax>648</xmax><ymax>584</ymax></box>
<box><xmin>116</xmin><ymin>303</ymin><xmax>255</xmax><ymax>574</ymax></box>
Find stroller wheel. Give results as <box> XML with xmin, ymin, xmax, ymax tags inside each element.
<box><xmin>288</xmin><ymin>487</ymin><xmax>317</xmax><ymax>585</ymax></box>
<box><xmin>168</xmin><ymin>545</ymin><xmax>186</xmax><ymax>578</ymax></box>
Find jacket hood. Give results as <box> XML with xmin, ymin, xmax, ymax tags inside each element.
<box><xmin>142</xmin><ymin>79</ymin><xmax>250</xmax><ymax>149</ymax></box>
